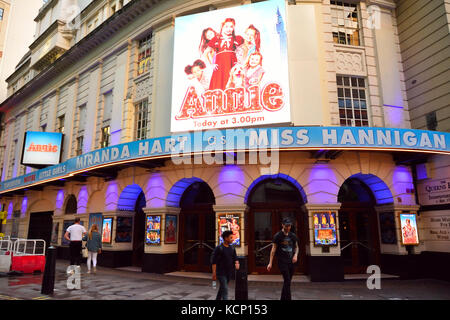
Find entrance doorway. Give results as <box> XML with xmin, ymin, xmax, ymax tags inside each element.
<box><xmin>117</xmin><ymin>184</ymin><xmax>147</xmax><ymax>268</ymax></box>
<box><xmin>338</xmin><ymin>178</ymin><xmax>381</xmax><ymax>274</ymax></box>
<box><xmin>247</xmin><ymin>178</ymin><xmax>307</xmax><ymax>275</ymax></box>
<box><xmin>132</xmin><ymin>192</ymin><xmax>146</xmax><ymax>267</ymax></box>
<box><xmin>28</xmin><ymin>211</ymin><xmax>53</xmax><ymax>250</ymax></box>
<box><xmin>178</xmin><ymin>181</ymin><xmax>216</xmax><ymax>272</ymax></box>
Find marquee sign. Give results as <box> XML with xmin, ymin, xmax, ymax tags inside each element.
<box><xmin>0</xmin><ymin>127</ymin><xmax>448</xmax><ymax>194</ymax></box>
<box><xmin>171</xmin><ymin>0</ymin><xmax>291</xmax><ymax>132</ymax></box>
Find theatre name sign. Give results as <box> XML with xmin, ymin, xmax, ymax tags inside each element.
<box><xmin>417</xmin><ymin>178</ymin><xmax>450</xmax><ymax>206</ymax></box>
<box><xmin>0</xmin><ymin>127</ymin><xmax>448</xmax><ymax>194</ymax></box>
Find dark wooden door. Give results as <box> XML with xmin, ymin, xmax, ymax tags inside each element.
<box><xmin>179</xmin><ymin>207</ymin><xmax>215</xmax><ymax>272</ymax></box>
<box><xmin>132</xmin><ymin>208</ymin><xmax>146</xmax><ymax>267</ymax></box>
<box><xmin>248</xmin><ymin>206</ymin><xmax>306</xmax><ymax>274</ymax></box>
<box><xmin>339</xmin><ymin>207</ymin><xmax>380</xmax><ymax>274</ymax></box>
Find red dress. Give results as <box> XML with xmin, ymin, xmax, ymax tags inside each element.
<box><xmin>208</xmin><ymin>34</ymin><xmax>244</xmax><ymax>90</ymax></box>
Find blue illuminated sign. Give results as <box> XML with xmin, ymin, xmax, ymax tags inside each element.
<box><xmin>1</xmin><ymin>127</ymin><xmax>449</xmax><ymax>194</ymax></box>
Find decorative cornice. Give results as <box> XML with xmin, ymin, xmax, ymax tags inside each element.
<box><xmin>367</xmin><ymin>0</ymin><xmax>396</xmax><ymax>10</ymax></box>
<box><xmin>305</xmin><ymin>203</ymin><xmax>342</xmax><ymax>211</ymax></box>
<box><xmin>213</xmin><ymin>204</ymin><xmax>248</xmax><ymax>212</ymax></box>
<box><xmin>143</xmin><ymin>207</ymin><xmax>181</xmax><ymax>214</ymax></box>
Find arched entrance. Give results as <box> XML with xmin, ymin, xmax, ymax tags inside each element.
<box><xmin>246</xmin><ymin>174</ymin><xmax>308</xmax><ymax>275</ymax></box>
<box><xmin>177</xmin><ymin>180</ymin><xmax>216</xmax><ymax>272</ymax></box>
<box><xmin>338</xmin><ymin>174</ymin><xmax>390</xmax><ymax>274</ymax></box>
<box><xmin>117</xmin><ymin>184</ymin><xmax>146</xmax><ymax>267</ymax></box>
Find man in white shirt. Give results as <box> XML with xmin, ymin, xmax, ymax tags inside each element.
<box><xmin>64</xmin><ymin>217</ymin><xmax>87</xmax><ymax>266</ymax></box>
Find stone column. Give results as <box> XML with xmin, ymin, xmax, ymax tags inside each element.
<box><xmin>305</xmin><ymin>203</ymin><xmax>343</xmax><ymax>282</ymax></box>
<box><xmin>142</xmin><ymin>207</ymin><xmax>180</xmax><ymax>274</ymax></box>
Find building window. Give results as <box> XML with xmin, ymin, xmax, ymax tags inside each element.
<box><xmin>337</xmin><ymin>75</ymin><xmax>369</xmax><ymax>127</ymax></box>
<box><xmin>41</xmin><ymin>124</ymin><xmax>47</xmax><ymax>132</ymax></box>
<box><xmin>78</xmin><ymin>105</ymin><xmax>86</xmax><ymax>132</ymax></box>
<box><xmin>100</xmin><ymin>126</ymin><xmax>110</xmax><ymax>148</ymax></box>
<box><xmin>0</xmin><ymin>8</ymin><xmax>4</xmax><ymax>20</ymax></box>
<box><xmin>57</xmin><ymin>115</ymin><xmax>65</xmax><ymax>134</ymax></box>
<box><xmin>103</xmin><ymin>91</ymin><xmax>113</xmax><ymax>121</ymax></box>
<box><xmin>135</xmin><ymin>100</ymin><xmax>149</xmax><ymax>141</ymax></box>
<box><xmin>137</xmin><ymin>33</ymin><xmax>152</xmax><ymax>76</ymax></box>
<box><xmin>76</xmin><ymin>136</ymin><xmax>84</xmax><ymax>156</ymax></box>
<box><xmin>426</xmin><ymin>111</ymin><xmax>437</xmax><ymax>131</ymax></box>
<box><xmin>331</xmin><ymin>1</ymin><xmax>360</xmax><ymax>46</ymax></box>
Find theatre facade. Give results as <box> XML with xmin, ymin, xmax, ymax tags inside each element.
<box><xmin>0</xmin><ymin>0</ymin><xmax>449</xmax><ymax>282</ymax></box>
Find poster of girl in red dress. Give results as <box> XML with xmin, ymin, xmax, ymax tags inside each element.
<box><xmin>171</xmin><ymin>0</ymin><xmax>290</xmax><ymax>132</ymax></box>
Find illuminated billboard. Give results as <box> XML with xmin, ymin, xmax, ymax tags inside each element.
<box><xmin>21</xmin><ymin>131</ymin><xmax>63</xmax><ymax>167</ymax></box>
<box><xmin>171</xmin><ymin>0</ymin><xmax>291</xmax><ymax>132</ymax></box>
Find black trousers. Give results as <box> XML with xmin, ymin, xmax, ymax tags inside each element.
<box><xmin>279</xmin><ymin>263</ymin><xmax>295</xmax><ymax>300</ymax></box>
<box><xmin>69</xmin><ymin>241</ymin><xmax>82</xmax><ymax>265</ymax></box>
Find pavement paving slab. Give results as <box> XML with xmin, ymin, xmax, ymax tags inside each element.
<box><xmin>0</xmin><ymin>260</ymin><xmax>449</xmax><ymax>300</ymax></box>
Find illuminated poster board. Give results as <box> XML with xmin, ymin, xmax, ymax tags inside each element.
<box><xmin>164</xmin><ymin>215</ymin><xmax>178</xmax><ymax>244</ymax></box>
<box><xmin>313</xmin><ymin>211</ymin><xmax>337</xmax><ymax>246</ymax></box>
<box><xmin>146</xmin><ymin>215</ymin><xmax>161</xmax><ymax>245</ymax></box>
<box><xmin>379</xmin><ymin>212</ymin><xmax>397</xmax><ymax>244</ymax></box>
<box><xmin>101</xmin><ymin>218</ymin><xmax>113</xmax><ymax>244</ymax></box>
<box><xmin>218</xmin><ymin>214</ymin><xmax>241</xmax><ymax>246</ymax></box>
<box><xmin>400</xmin><ymin>213</ymin><xmax>419</xmax><ymax>245</ymax></box>
<box><xmin>88</xmin><ymin>213</ymin><xmax>103</xmax><ymax>232</ymax></box>
<box><xmin>171</xmin><ymin>0</ymin><xmax>290</xmax><ymax>132</ymax></box>
<box><xmin>21</xmin><ymin>131</ymin><xmax>63</xmax><ymax>167</ymax></box>
<box><xmin>116</xmin><ymin>217</ymin><xmax>133</xmax><ymax>243</ymax></box>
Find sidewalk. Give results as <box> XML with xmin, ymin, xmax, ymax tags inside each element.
<box><xmin>0</xmin><ymin>260</ymin><xmax>449</xmax><ymax>300</ymax></box>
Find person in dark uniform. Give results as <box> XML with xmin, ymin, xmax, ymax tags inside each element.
<box><xmin>267</xmin><ymin>218</ymin><xmax>299</xmax><ymax>300</ymax></box>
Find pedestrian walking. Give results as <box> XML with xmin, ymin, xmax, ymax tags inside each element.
<box><xmin>64</xmin><ymin>217</ymin><xmax>87</xmax><ymax>266</ymax></box>
<box><xmin>82</xmin><ymin>224</ymin><xmax>102</xmax><ymax>274</ymax></box>
<box><xmin>211</xmin><ymin>230</ymin><xmax>240</xmax><ymax>300</ymax></box>
<box><xmin>267</xmin><ymin>218</ymin><xmax>300</xmax><ymax>300</ymax></box>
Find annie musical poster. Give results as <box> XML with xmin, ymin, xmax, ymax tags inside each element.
<box><xmin>171</xmin><ymin>0</ymin><xmax>291</xmax><ymax>132</ymax></box>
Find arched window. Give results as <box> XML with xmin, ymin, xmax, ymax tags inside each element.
<box><xmin>338</xmin><ymin>178</ymin><xmax>375</xmax><ymax>204</ymax></box>
<box><xmin>248</xmin><ymin>178</ymin><xmax>303</xmax><ymax>205</ymax></box>
<box><xmin>180</xmin><ymin>181</ymin><xmax>215</xmax><ymax>208</ymax></box>
<box><xmin>64</xmin><ymin>195</ymin><xmax>77</xmax><ymax>214</ymax></box>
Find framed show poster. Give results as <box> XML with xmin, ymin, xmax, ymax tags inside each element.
<box><xmin>101</xmin><ymin>218</ymin><xmax>113</xmax><ymax>244</ymax></box>
<box><xmin>116</xmin><ymin>217</ymin><xmax>133</xmax><ymax>243</ymax></box>
<box><xmin>89</xmin><ymin>213</ymin><xmax>103</xmax><ymax>232</ymax></box>
<box><xmin>379</xmin><ymin>212</ymin><xmax>397</xmax><ymax>244</ymax></box>
<box><xmin>400</xmin><ymin>213</ymin><xmax>420</xmax><ymax>245</ymax></box>
<box><xmin>164</xmin><ymin>215</ymin><xmax>177</xmax><ymax>244</ymax></box>
<box><xmin>51</xmin><ymin>222</ymin><xmax>59</xmax><ymax>245</ymax></box>
<box><xmin>146</xmin><ymin>215</ymin><xmax>161</xmax><ymax>245</ymax></box>
<box><xmin>313</xmin><ymin>211</ymin><xmax>337</xmax><ymax>246</ymax></box>
<box><xmin>218</xmin><ymin>214</ymin><xmax>241</xmax><ymax>246</ymax></box>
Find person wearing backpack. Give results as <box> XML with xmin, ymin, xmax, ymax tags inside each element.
<box><xmin>211</xmin><ymin>230</ymin><xmax>240</xmax><ymax>300</ymax></box>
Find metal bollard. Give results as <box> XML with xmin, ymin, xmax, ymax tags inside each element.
<box><xmin>235</xmin><ymin>257</ymin><xmax>248</xmax><ymax>300</ymax></box>
<box><xmin>41</xmin><ymin>246</ymin><xmax>57</xmax><ymax>295</ymax></box>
